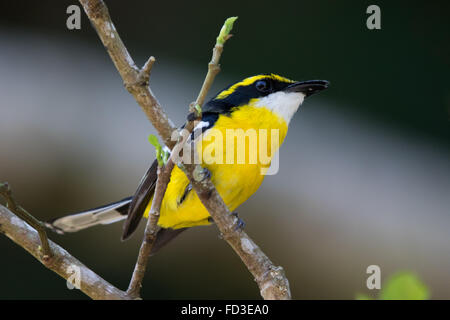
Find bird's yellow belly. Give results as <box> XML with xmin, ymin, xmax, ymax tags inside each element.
<box><xmin>156</xmin><ymin>163</ymin><xmax>265</xmax><ymax>229</ymax></box>
<box><xmin>144</xmin><ymin>106</ymin><xmax>288</xmax><ymax>229</ymax></box>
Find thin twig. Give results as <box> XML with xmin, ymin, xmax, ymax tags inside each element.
<box><xmin>139</xmin><ymin>56</ymin><xmax>156</xmax><ymax>85</ymax></box>
<box><xmin>0</xmin><ymin>204</ymin><xmax>131</xmax><ymax>300</ymax></box>
<box><xmin>0</xmin><ymin>182</ymin><xmax>52</xmax><ymax>260</ymax></box>
<box><xmin>195</xmin><ymin>43</ymin><xmax>223</xmax><ymax>108</ymax></box>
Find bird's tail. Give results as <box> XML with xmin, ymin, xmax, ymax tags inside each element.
<box><xmin>46</xmin><ymin>196</ymin><xmax>188</xmax><ymax>254</ymax></box>
<box><xmin>45</xmin><ymin>197</ymin><xmax>132</xmax><ymax>234</ymax></box>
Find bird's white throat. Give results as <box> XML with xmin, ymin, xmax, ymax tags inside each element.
<box><xmin>252</xmin><ymin>91</ymin><xmax>305</xmax><ymax>124</ymax></box>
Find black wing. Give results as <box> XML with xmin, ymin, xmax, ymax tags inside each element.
<box><xmin>150</xmin><ymin>227</ymin><xmax>187</xmax><ymax>255</ymax></box>
<box><xmin>121</xmin><ymin>159</ymin><xmax>158</xmax><ymax>240</ymax></box>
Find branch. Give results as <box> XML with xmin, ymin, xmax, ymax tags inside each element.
<box><xmin>126</xmin><ymin>161</ymin><xmax>173</xmax><ymax>298</ymax></box>
<box><xmin>79</xmin><ymin>0</ymin><xmax>291</xmax><ymax>299</ymax></box>
<box><xmin>195</xmin><ymin>16</ymin><xmax>237</xmax><ymax>108</ymax></box>
<box><xmin>0</xmin><ymin>204</ymin><xmax>131</xmax><ymax>300</ymax></box>
<box><xmin>0</xmin><ymin>182</ymin><xmax>52</xmax><ymax>259</ymax></box>
<box><xmin>185</xmin><ymin>170</ymin><xmax>291</xmax><ymax>299</ymax></box>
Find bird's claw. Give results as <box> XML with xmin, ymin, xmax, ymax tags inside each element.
<box><xmin>193</xmin><ymin>165</ymin><xmax>211</xmax><ymax>182</ymax></box>
<box><xmin>231</xmin><ymin>211</ymin><xmax>245</xmax><ymax>231</ymax></box>
<box><xmin>201</xmin><ymin>167</ymin><xmax>211</xmax><ymax>180</ymax></box>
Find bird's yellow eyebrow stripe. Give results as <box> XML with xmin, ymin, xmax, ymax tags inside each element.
<box><xmin>216</xmin><ymin>74</ymin><xmax>295</xmax><ymax>99</ymax></box>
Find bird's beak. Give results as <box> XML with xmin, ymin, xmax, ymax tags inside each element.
<box><xmin>285</xmin><ymin>80</ymin><xmax>329</xmax><ymax>97</ymax></box>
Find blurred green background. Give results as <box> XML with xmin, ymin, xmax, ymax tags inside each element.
<box><xmin>0</xmin><ymin>0</ymin><xmax>449</xmax><ymax>299</ymax></box>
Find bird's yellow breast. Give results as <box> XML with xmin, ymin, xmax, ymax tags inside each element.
<box><xmin>144</xmin><ymin>105</ymin><xmax>289</xmax><ymax>229</ymax></box>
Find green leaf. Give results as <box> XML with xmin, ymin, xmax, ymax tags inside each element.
<box><xmin>194</xmin><ymin>103</ymin><xmax>202</xmax><ymax>115</ymax></box>
<box><xmin>162</xmin><ymin>149</ymin><xmax>170</xmax><ymax>164</ymax></box>
<box><xmin>380</xmin><ymin>271</ymin><xmax>429</xmax><ymax>300</ymax></box>
<box><xmin>148</xmin><ymin>134</ymin><xmax>163</xmax><ymax>167</ymax></box>
<box><xmin>216</xmin><ymin>16</ymin><xmax>238</xmax><ymax>45</ymax></box>
<box><xmin>148</xmin><ymin>134</ymin><xmax>160</xmax><ymax>149</ymax></box>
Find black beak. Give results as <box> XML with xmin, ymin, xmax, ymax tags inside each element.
<box><xmin>285</xmin><ymin>80</ymin><xmax>329</xmax><ymax>97</ymax></box>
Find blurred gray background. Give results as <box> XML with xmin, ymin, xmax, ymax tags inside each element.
<box><xmin>0</xmin><ymin>0</ymin><xmax>449</xmax><ymax>299</ymax></box>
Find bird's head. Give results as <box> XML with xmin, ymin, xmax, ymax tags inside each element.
<box><xmin>204</xmin><ymin>74</ymin><xmax>329</xmax><ymax>124</ymax></box>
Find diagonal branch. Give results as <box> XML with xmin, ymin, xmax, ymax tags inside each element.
<box><xmin>79</xmin><ymin>0</ymin><xmax>291</xmax><ymax>299</ymax></box>
<box><xmin>184</xmin><ymin>169</ymin><xmax>291</xmax><ymax>299</ymax></box>
<box><xmin>0</xmin><ymin>182</ymin><xmax>52</xmax><ymax>259</ymax></box>
<box><xmin>0</xmin><ymin>203</ymin><xmax>131</xmax><ymax>300</ymax></box>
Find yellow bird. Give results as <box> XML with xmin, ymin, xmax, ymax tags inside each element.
<box><xmin>48</xmin><ymin>74</ymin><xmax>328</xmax><ymax>253</ymax></box>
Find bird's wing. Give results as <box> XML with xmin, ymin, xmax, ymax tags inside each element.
<box><xmin>122</xmin><ymin>159</ymin><xmax>158</xmax><ymax>240</ymax></box>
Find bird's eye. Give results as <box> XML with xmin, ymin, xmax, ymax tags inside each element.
<box><xmin>255</xmin><ymin>80</ymin><xmax>270</xmax><ymax>92</ymax></box>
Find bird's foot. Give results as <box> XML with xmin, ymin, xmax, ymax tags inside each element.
<box><xmin>193</xmin><ymin>165</ymin><xmax>211</xmax><ymax>182</ymax></box>
<box><xmin>215</xmin><ymin>212</ymin><xmax>245</xmax><ymax>240</ymax></box>
<box><xmin>231</xmin><ymin>211</ymin><xmax>245</xmax><ymax>231</ymax></box>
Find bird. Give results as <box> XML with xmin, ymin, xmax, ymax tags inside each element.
<box><xmin>47</xmin><ymin>74</ymin><xmax>329</xmax><ymax>254</ymax></box>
